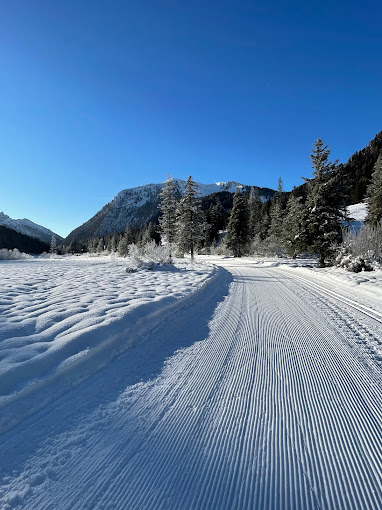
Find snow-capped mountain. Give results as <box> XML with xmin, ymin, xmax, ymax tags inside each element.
<box><xmin>65</xmin><ymin>179</ymin><xmax>275</xmax><ymax>242</ymax></box>
<box><xmin>0</xmin><ymin>212</ymin><xmax>63</xmax><ymax>244</ymax></box>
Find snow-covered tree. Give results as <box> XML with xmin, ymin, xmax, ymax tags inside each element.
<box><xmin>50</xmin><ymin>235</ymin><xmax>57</xmax><ymax>255</ymax></box>
<box><xmin>110</xmin><ymin>234</ymin><xmax>118</xmax><ymax>253</ymax></box>
<box><xmin>366</xmin><ymin>151</ymin><xmax>382</xmax><ymax>226</ymax></box>
<box><xmin>304</xmin><ymin>139</ymin><xmax>346</xmax><ymax>267</ymax></box>
<box><xmin>282</xmin><ymin>193</ymin><xmax>307</xmax><ymax>258</ymax></box>
<box><xmin>118</xmin><ymin>224</ymin><xmax>133</xmax><ymax>256</ymax></box>
<box><xmin>226</xmin><ymin>188</ymin><xmax>249</xmax><ymax>257</ymax></box>
<box><xmin>159</xmin><ymin>176</ymin><xmax>178</xmax><ymax>251</ymax></box>
<box><xmin>268</xmin><ymin>177</ymin><xmax>284</xmax><ymax>239</ymax></box>
<box><xmin>96</xmin><ymin>238</ymin><xmax>104</xmax><ymax>253</ymax></box>
<box><xmin>175</xmin><ymin>176</ymin><xmax>204</xmax><ymax>261</ymax></box>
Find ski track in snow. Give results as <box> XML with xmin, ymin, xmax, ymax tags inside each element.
<box><xmin>0</xmin><ymin>258</ymin><xmax>381</xmax><ymax>509</ymax></box>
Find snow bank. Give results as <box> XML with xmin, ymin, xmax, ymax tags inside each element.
<box><xmin>0</xmin><ymin>256</ymin><xmax>219</xmax><ymax>433</ymax></box>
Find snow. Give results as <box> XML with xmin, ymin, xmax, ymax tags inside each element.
<box><xmin>0</xmin><ymin>256</ymin><xmax>217</xmax><ymax>434</ymax></box>
<box><xmin>0</xmin><ymin>212</ymin><xmax>61</xmax><ymax>244</ymax></box>
<box><xmin>347</xmin><ymin>202</ymin><xmax>367</xmax><ymax>221</ymax></box>
<box><xmin>0</xmin><ymin>255</ymin><xmax>381</xmax><ymax>509</ymax></box>
<box><xmin>346</xmin><ymin>202</ymin><xmax>367</xmax><ymax>231</ymax></box>
<box><xmin>88</xmin><ymin>179</ymin><xmax>273</xmax><ymax>237</ymax></box>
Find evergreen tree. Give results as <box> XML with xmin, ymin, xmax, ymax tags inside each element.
<box><xmin>268</xmin><ymin>177</ymin><xmax>284</xmax><ymax>239</ymax></box>
<box><xmin>110</xmin><ymin>234</ymin><xmax>118</xmax><ymax>253</ymax></box>
<box><xmin>118</xmin><ymin>224</ymin><xmax>133</xmax><ymax>256</ymax></box>
<box><xmin>159</xmin><ymin>176</ymin><xmax>178</xmax><ymax>251</ymax></box>
<box><xmin>304</xmin><ymin>139</ymin><xmax>345</xmax><ymax>267</ymax></box>
<box><xmin>175</xmin><ymin>176</ymin><xmax>204</xmax><ymax>261</ymax></box>
<box><xmin>50</xmin><ymin>235</ymin><xmax>57</xmax><ymax>255</ymax></box>
<box><xmin>96</xmin><ymin>238</ymin><xmax>104</xmax><ymax>253</ymax></box>
<box><xmin>226</xmin><ymin>188</ymin><xmax>249</xmax><ymax>257</ymax></box>
<box><xmin>138</xmin><ymin>222</ymin><xmax>158</xmax><ymax>246</ymax></box>
<box><xmin>248</xmin><ymin>187</ymin><xmax>262</xmax><ymax>238</ymax></box>
<box><xmin>282</xmin><ymin>194</ymin><xmax>307</xmax><ymax>258</ymax></box>
<box><xmin>207</xmin><ymin>200</ymin><xmax>224</xmax><ymax>244</ymax></box>
<box><xmin>366</xmin><ymin>151</ymin><xmax>382</xmax><ymax>226</ymax></box>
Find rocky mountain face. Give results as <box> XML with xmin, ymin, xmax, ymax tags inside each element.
<box><xmin>0</xmin><ymin>212</ymin><xmax>63</xmax><ymax>244</ymax></box>
<box><xmin>65</xmin><ymin>179</ymin><xmax>275</xmax><ymax>243</ymax></box>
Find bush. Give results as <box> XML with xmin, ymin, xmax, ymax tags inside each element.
<box><xmin>336</xmin><ymin>222</ymin><xmax>382</xmax><ymax>271</ymax></box>
<box><xmin>335</xmin><ymin>250</ymin><xmax>374</xmax><ymax>273</ymax></box>
<box><xmin>125</xmin><ymin>242</ymin><xmax>172</xmax><ymax>271</ymax></box>
<box><xmin>0</xmin><ymin>248</ymin><xmax>31</xmax><ymax>260</ymax></box>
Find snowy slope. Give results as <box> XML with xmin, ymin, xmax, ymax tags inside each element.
<box><xmin>0</xmin><ymin>256</ymin><xmax>381</xmax><ymax>509</ymax></box>
<box><xmin>346</xmin><ymin>202</ymin><xmax>367</xmax><ymax>231</ymax></box>
<box><xmin>65</xmin><ymin>179</ymin><xmax>275</xmax><ymax>241</ymax></box>
<box><xmin>0</xmin><ymin>212</ymin><xmax>62</xmax><ymax>244</ymax></box>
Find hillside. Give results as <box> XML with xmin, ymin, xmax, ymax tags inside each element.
<box><xmin>64</xmin><ymin>179</ymin><xmax>275</xmax><ymax>243</ymax></box>
<box><xmin>0</xmin><ymin>212</ymin><xmax>62</xmax><ymax>244</ymax></box>
<box><xmin>0</xmin><ymin>225</ymin><xmax>50</xmax><ymax>254</ymax></box>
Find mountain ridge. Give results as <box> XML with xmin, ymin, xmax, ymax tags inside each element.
<box><xmin>0</xmin><ymin>212</ymin><xmax>63</xmax><ymax>244</ymax></box>
<box><xmin>64</xmin><ymin>179</ymin><xmax>275</xmax><ymax>243</ymax></box>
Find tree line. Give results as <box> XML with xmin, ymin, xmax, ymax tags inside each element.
<box><xmin>58</xmin><ymin>138</ymin><xmax>382</xmax><ymax>268</ymax></box>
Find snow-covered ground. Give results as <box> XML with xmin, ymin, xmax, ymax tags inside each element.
<box><xmin>0</xmin><ymin>256</ymin><xmax>217</xmax><ymax>433</ymax></box>
<box><xmin>0</xmin><ymin>255</ymin><xmax>381</xmax><ymax>509</ymax></box>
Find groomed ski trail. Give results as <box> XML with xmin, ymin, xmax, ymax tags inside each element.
<box><xmin>0</xmin><ymin>260</ymin><xmax>381</xmax><ymax>510</ymax></box>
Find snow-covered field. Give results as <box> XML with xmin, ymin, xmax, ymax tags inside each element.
<box><xmin>0</xmin><ymin>255</ymin><xmax>381</xmax><ymax>509</ymax></box>
<box><xmin>0</xmin><ymin>256</ymin><xmax>217</xmax><ymax>433</ymax></box>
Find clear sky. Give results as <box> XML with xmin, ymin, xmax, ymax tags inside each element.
<box><xmin>1</xmin><ymin>0</ymin><xmax>381</xmax><ymax>237</ymax></box>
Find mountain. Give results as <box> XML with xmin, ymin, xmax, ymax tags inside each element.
<box><xmin>65</xmin><ymin>179</ymin><xmax>275</xmax><ymax>243</ymax></box>
<box><xmin>341</xmin><ymin>130</ymin><xmax>382</xmax><ymax>204</ymax></box>
<box><xmin>0</xmin><ymin>225</ymin><xmax>50</xmax><ymax>254</ymax></box>
<box><xmin>0</xmin><ymin>212</ymin><xmax>63</xmax><ymax>244</ymax></box>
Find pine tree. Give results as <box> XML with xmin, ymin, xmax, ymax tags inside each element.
<box><xmin>175</xmin><ymin>176</ymin><xmax>204</xmax><ymax>261</ymax></box>
<box><xmin>159</xmin><ymin>176</ymin><xmax>178</xmax><ymax>251</ymax></box>
<box><xmin>118</xmin><ymin>224</ymin><xmax>133</xmax><ymax>256</ymax></box>
<box><xmin>304</xmin><ymin>139</ymin><xmax>345</xmax><ymax>267</ymax></box>
<box><xmin>96</xmin><ymin>238</ymin><xmax>104</xmax><ymax>253</ymax></box>
<box><xmin>282</xmin><ymin>193</ymin><xmax>307</xmax><ymax>258</ymax></box>
<box><xmin>248</xmin><ymin>187</ymin><xmax>262</xmax><ymax>238</ymax></box>
<box><xmin>50</xmin><ymin>235</ymin><xmax>57</xmax><ymax>255</ymax></box>
<box><xmin>268</xmin><ymin>177</ymin><xmax>284</xmax><ymax>239</ymax></box>
<box><xmin>226</xmin><ymin>188</ymin><xmax>249</xmax><ymax>257</ymax></box>
<box><xmin>366</xmin><ymin>151</ymin><xmax>382</xmax><ymax>226</ymax></box>
<box><xmin>110</xmin><ymin>234</ymin><xmax>118</xmax><ymax>253</ymax></box>
<box><xmin>208</xmin><ymin>200</ymin><xmax>224</xmax><ymax>244</ymax></box>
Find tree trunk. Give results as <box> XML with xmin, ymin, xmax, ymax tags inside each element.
<box><xmin>318</xmin><ymin>253</ymin><xmax>325</xmax><ymax>268</ymax></box>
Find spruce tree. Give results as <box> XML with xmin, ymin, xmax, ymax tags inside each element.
<box><xmin>248</xmin><ymin>187</ymin><xmax>262</xmax><ymax>238</ymax></box>
<box><xmin>159</xmin><ymin>176</ymin><xmax>178</xmax><ymax>255</ymax></box>
<box><xmin>208</xmin><ymin>200</ymin><xmax>224</xmax><ymax>244</ymax></box>
<box><xmin>226</xmin><ymin>188</ymin><xmax>249</xmax><ymax>257</ymax></box>
<box><xmin>282</xmin><ymin>194</ymin><xmax>307</xmax><ymax>258</ymax></box>
<box><xmin>50</xmin><ymin>235</ymin><xmax>57</xmax><ymax>255</ymax></box>
<box><xmin>304</xmin><ymin>139</ymin><xmax>345</xmax><ymax>267</ymax></box>
<box><xmin>268</xmin><ymin>177</ymin><xmax>284</xmax><ymax>239</ymax></box>
<box><xmin>118</xmin><ymin>224</ymin><xmax>133</xmax><ymax>256</ymax></box>
<box><xmin>366</xmin><ymin>151</ymin><xmax>382</xmax><ymax>226</ymax></box>
<box><xmin>175</xmin><ymin>176</ymin><xmax>204</xmax><ymax>261</ymax></box>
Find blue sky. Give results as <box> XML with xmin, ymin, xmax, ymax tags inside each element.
<box><xmin>1</xmin><ymin>0</ymin><xmax>381</xmax><ymax>237</ymax></box>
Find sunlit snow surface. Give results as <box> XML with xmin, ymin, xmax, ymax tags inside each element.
<box><xmin>0</xmin><ymin>255</ymin><xmax>381</xmax><ymax>510</ymax></box>
<box><xmin>0</xmin><ymin>256</ymin><xmax>216</xmax><ymax>432</ymax></box>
